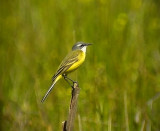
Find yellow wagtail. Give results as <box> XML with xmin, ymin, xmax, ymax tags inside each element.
<box><xmin>41</xmin><ymin>42</ymin><xmax>92</xmax><ymax>102</ymax></box>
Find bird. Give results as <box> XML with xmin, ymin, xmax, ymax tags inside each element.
<box><xmin>41</xmin><ymin>42</ymin><xmax>92</xmax><ymax>102</ymax></box>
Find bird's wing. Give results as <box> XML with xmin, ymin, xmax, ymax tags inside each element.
<box><xmin>52</xmin><ymin>50</ymin><xmax>81</xmax><ymax>81</ymax></box>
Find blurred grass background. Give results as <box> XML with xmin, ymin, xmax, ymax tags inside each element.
<box><xmin>0</xmin><ymin>0</ymin><xmax>160</xmax><ymax>130</ymax></box>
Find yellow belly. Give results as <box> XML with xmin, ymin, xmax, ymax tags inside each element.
<box><xmin>66</xmin><ymin>51</ymin><xmax>85</xmax><ymax>74</ymax></box>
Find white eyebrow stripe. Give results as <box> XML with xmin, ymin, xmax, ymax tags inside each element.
<box><xmin>77</xmin><ymin>44</ymin><xmax>82</xmax><ymax>46</ymax></box>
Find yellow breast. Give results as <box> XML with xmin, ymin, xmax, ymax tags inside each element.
<box><xmin>66</xmin><ymin>51</ymin><xmax>85</xmax><ymax>73</ymax></box>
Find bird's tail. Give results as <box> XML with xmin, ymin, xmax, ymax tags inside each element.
<box><xmin>41</xmin><ymin>75</ymin><xmax>62</xmax><ymax>103</ymax></box>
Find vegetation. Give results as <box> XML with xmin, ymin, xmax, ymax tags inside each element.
<box><xmin>0</xmin><ymin>0</ymin><xmax>160</xmax><ymax>130</ymax></box>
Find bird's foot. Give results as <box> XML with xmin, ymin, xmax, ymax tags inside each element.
<box><xmin>63</xmin><ymin>74</ymin><xmax>78</xmax><ymax>88</ymax></box>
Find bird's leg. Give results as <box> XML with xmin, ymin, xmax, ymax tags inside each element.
<box><xmin>63</xmin><ymin>74</ymin><xmax>77</xmax><ymax>88</ymax></box>
<box><xmin>64</xmin><ymin>76</ymin><xmax>73</xmax><ymax>88</ymax></box>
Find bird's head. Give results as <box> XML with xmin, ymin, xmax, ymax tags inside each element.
<box><xmin>72</xmin><ymin>42</ymin><xmax>92</xmax><ymax>53</ymax></box>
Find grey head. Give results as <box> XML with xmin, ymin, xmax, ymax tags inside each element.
<box><xmin>72</xmin><ymin>42</ymin><xmax>92</xmax><ymax>52</ymax></box>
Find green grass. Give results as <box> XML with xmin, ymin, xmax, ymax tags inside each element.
<box><xmin>0</xmin><ymin>0</ymin><xmax>160</xmax><ymax>130</ymax></box>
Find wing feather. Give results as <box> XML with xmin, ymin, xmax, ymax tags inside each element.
<box><xmin>52</xmin><ymin>50</ymin><xmax>81</xmax><ymax>81</ymax></box>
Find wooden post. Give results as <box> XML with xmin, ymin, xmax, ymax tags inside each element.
<box><xmin>62</xmin><ymin>82</ymin><xmax>80</xmax><ymax>131</ymax></box>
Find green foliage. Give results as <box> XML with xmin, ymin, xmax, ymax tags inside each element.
<box><xmin>0</xmin><ymin>0</ymin><xmax>160</xmax><ymax>130</ymax></box>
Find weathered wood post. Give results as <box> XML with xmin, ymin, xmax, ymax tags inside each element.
<box><xmin>62</xmin><ymin>82</ymin><xmax>80</xmax><ymax>131</ymax></box>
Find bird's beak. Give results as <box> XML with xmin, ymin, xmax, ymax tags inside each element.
<box><xmin>86</xmin><ymin>43</ymin><xmax>92</xmax><ymax>46</ymax></box>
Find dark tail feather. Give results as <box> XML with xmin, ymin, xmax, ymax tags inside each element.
<box><xmin>41</xmin><ymin>81</ymin><xmax>56</xmax><ymax>103</ymax></box>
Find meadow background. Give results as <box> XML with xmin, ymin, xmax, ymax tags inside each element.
<box><xmin>0</xmin><ymin>0</ymin><xmax>160</xmax><ymax>130</ymax></box>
